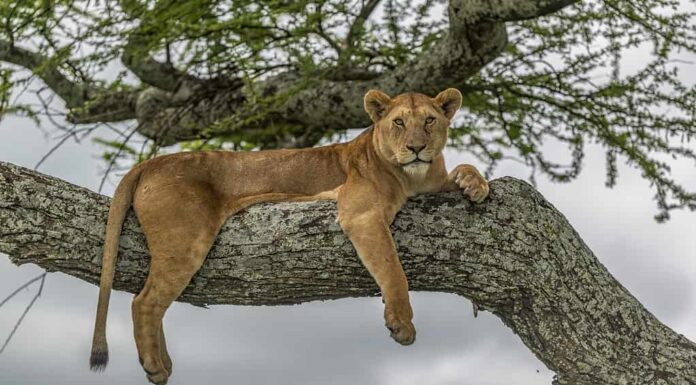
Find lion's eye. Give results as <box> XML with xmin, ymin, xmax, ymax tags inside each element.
<box><xmin>425</xmin><ymin>117</ymin><xmax>435</xmax><ymax>125</ymax></box>
<box><xmin>393</xmin><ymin>119</ymin><xmax>404</xmax><ymax>126</ymax></box>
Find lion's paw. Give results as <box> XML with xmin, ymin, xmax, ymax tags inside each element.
<box><xmin>384</xmin><ymin>306</ymin><xmax>416</xmax><ymax>345</ymax></box>
<box><xmin>451</xmin><ymin>165</ymin><xmax>489</xmax><ymax>203</ymax></box>
<box><xmin>145</xmin><ymin>368</ymin><xmax>169</xmax><ymax>385</ymax></box>
<box><xmin>140</xmin><ymin>356</ymin><xmax>170</xmax><ymax>385</ymax></box>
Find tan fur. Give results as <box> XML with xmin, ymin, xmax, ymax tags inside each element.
<box><xmin>90</xmin><ymin>88</ymin><xmax>489</xmax><ymax>384</ymax></box>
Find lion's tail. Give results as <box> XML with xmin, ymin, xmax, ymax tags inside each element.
<box><xmin>90</xmin><ymin>165</ymin><xmax>143</xmax><ymax>371</ymax></box>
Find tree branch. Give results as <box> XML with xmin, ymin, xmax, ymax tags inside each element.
<box><xmin>313</xmin><ymin>2</ymin><xmax>343</xmax><ymax>57</ymax></box>
<box><xmin>115</xmin><ymin>0</ymin><xmax>196</xmax><ymax>93</ymax></box>
<box><xmin>1</xmin><ymin>0</ymin><xmax>581</xmax><ymax>147</ymax></box>
<box><xmin>66</xmin><ymin>89</ymin><xmax>140</xmax><ymax>124</ymax></box>
<box><xmin>120</xmin><ymin>30</ymin><xmax>200</xmax><ymax>93</ymax></box>
<box><xmin>0</xmin><ymin>40</ymin><xmax>88</xmax><ymax>108</ymax></box>
<box><xmin>23</xmin><ymin>0</ymin><xmax>509</xmax><ymax>147</ymax></box>
<box><xmin>345</xmin><ymin>0</ymin><xmax>381</xmax><ymax>54</ymax></box>
<box><xmin>1</xmin><ymin>160</ymin><xmax>694</xmax><ymax>385</ymax></box>
<box><xmin>265</xmin><ymin>1</ymin><xmax>510</xmax><ymax>138</ymax></box>
<box><xmin>133</xmin><ymin>0</ymin><xmax>512</xmax><ymax>146</ymax></box>
<box><xmin>454</xmin><ymin>0</ymin><xmax>580</xmax><ymax>22</ymax></box>
<box><xmin>0</xmin><ymin>40</ymin><xmax>139</xmax><ymax>123</ymax></box>
<box><xmin>215</xmin><ymin>0</ymin><xmax>578</xmax><ymax>147</ymax></box>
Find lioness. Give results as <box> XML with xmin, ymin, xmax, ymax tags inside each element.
<box><xmin>90</xmin><ymin>88</ymin><xmax>489</xmax><ymax>384</ymax></box>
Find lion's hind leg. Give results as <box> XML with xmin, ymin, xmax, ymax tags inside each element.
<box><xmin>132</xmin><ymin>187</ymin><xmax>225</xmax><ymax>385</ymax></box>
<box><xmin>132</xmin><ymin>231</ymin><xmax>219</xmax><ymax>384</ymax></box>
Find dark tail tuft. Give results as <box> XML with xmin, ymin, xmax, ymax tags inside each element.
<box><xmin>90</xmin><ymin>348</ymin><xmax>109</xmax><ymax>372</ymax></box>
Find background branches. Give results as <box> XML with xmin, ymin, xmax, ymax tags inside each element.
<box><xmin>1</xmin><ymin>0</ymin><xmax>695</xmax><ymax>219</ymax></box>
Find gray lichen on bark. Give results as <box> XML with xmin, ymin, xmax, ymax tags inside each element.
<box><xmin>1</xmin><ymin>160</ymin><xmax>695</xmax><ymax>385</ymax></box>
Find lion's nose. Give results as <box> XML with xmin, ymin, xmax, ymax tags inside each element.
<box><xmin>406</xmin><ymin>145</ymin><xmax>425</xmax><ymax>155</ymax></box>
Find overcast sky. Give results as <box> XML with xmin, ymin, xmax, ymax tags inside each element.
<box><xmin>2</xmin><ymin>8</ymin><xmax>696</xmax><ymax>385</ymax></box>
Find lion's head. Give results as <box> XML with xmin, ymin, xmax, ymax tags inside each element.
<box><xmin>364</xmin><ymin>88</ymin><xmax>462</xmax><ymax>176</ymax></box>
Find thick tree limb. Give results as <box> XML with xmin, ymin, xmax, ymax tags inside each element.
<box><xmin>0</xmin><ymin>160</ymin><xmax>694</xmax><ymax>384</ymax></box>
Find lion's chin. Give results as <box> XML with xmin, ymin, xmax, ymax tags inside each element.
<box><xmin>402</xmin><ymin>162</ymin><xmax>430</xmax><ymax>178</ymax></box>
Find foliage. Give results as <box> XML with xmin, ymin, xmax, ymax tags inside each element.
<box><xmin>1</xmin><ymin>0</ymin><xmax>695</xmax><ymax>220</ymax></box>
<box><xmin>459</xmin><ymin>0</ymin><xmax>696</xmax><ymax>221</ymax></box>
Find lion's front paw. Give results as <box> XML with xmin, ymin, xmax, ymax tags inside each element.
<box><xmin>384</xmin><ymin>304</ymin><xmax>416</xmax><ymax>345</ymax></box>
<box><xmin>144</xmin><ymin>365</ymin><xmax>169</xmax><ymax>385</ymax></box>
<box><xmin>450</xmin><ymin>165</ymin><xmax>489</xmax><ymax>203</ymax></box>
<box><xmin>140</xmin><ymin>355</ymin><xmax>170</xmax><ymax>385</ymax></box>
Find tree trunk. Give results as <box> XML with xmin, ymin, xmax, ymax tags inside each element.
<box><xmin>0</xmin><ymin>160</ymin><xmax>694</xmax><ymax>385</ymax></box>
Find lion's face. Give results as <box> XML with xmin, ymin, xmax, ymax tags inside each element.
<box><xmin>364</xmin><ymin>88</ymin><xmax>462</xmax><ymax>177</ymax></box>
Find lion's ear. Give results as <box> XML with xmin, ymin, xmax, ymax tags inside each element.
<box><xmin>364</xmin><ymin>89</ymin><xmax>392</xmax><ymax>122</ymax></box>
<box><xmin>434</xmin><ymin>88</ymin><xmax>462</xmax><ymax>120</ymax></box>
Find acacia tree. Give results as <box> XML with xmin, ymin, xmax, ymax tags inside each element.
<box><xmin>1</xmin><ymin>0</ymin><xmax>695</xmax><ymax>218</ymax></box>
<box><xmin>2</xmin><ymin>0</ymin><xmax>696</xmax><ymax>384</ymax></box>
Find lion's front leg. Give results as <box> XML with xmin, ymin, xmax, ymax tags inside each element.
<box><xmin>443</xmin><ymin>164</ymin><xmax>489</xmax><ymax>203</ymax></box>
<box><xmin>337</xmin><ymin>180</ymin><xmax>415</xmax><ymax>345</ymax></box>
<box><xmin>339</xmin><ymin>211</ymin><xmax>416</xmax><ymax>345</ymax></box>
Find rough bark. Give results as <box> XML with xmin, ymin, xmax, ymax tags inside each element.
<box><xmin>0</xmin><ymin>0</ymin><xmax>579</xmax><ymax>147</ymax></box>
<box><xmin>0</xmin><ymin>160</ymin><xmax>694</xmax><ymax>385</ymax></box>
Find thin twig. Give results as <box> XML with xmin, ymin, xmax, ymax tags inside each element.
<box><xmin>98</xmin><ymin>124</ymin><xmax>138</xmax><ymax>193</ymax></box>
<box><xmin>0</xmin><ymin>273</ymin><xmax>46</xmax><ymax>354</ymax></box>
<box><xmin>34</xmin><ymin>128</ymin><xmax>91</xmax><ymax>169</ymax></box>
<box><xmin>0</xmin><ymin>273</ymin><xmax>46</xmax><ymax>309</ymax></box>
